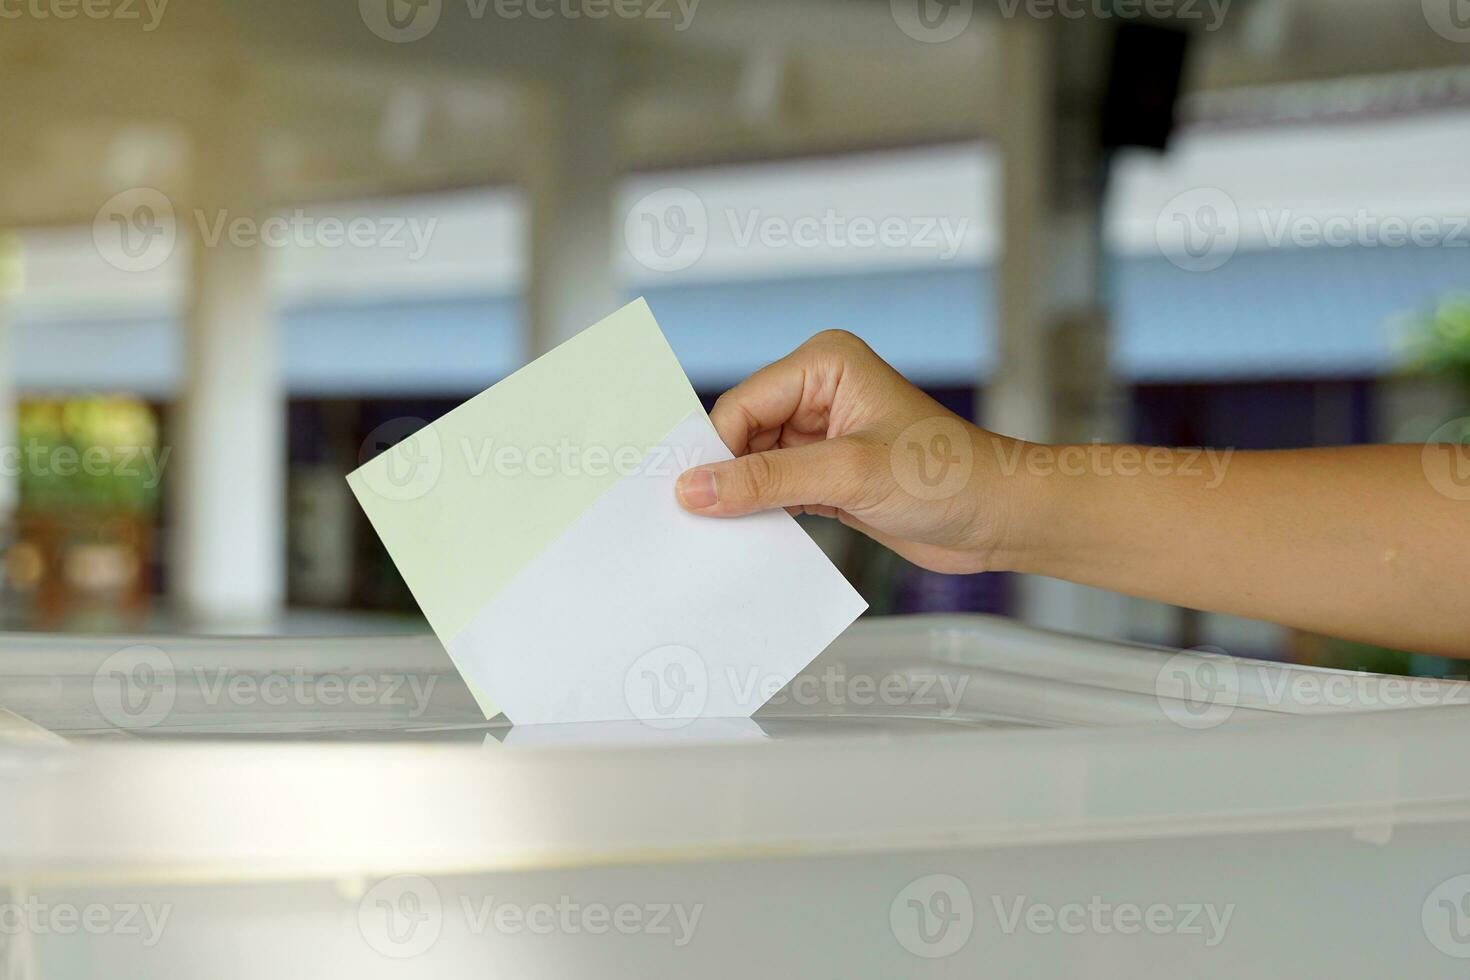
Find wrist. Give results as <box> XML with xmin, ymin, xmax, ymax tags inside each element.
<box><xmin>975</xmin><ymin>437</ymin><xmax>1077</xmax><ymax>575</ymax></box>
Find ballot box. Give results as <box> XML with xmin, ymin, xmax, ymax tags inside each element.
<box><xmin>2</xmin><ymin>614</ymin><xmax>1469</xmax><ymax>978</ymax></box>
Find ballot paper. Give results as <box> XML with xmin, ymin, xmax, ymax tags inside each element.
<box><xmin>347</xmin><ymin>298</ymin><xmax>867</xmax><ymax>725</ymax></box>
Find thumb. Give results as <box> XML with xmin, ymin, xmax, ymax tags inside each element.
<box><xmin>675</xmin><ymin>439</ymin><xmax>867</xmax><ymax>517</ymax></box>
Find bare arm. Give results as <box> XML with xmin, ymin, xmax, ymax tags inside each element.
<box><xmin>996</xmin><ymin>444</ymin><xmax>1470</xmax><ymax>657</ymax></box>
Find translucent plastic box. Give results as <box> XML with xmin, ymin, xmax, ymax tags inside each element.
<box><xmin>2</xmin><ymin>614</ymin><xmax>1469</xmax><ymax>978</ymax></box>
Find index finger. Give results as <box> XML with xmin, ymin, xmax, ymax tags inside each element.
<box><xmin>708</xmin><ymin>347</ymin><xmax>827</xmax><ymax>456</ymax></box>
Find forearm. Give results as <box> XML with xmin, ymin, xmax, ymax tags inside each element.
<box><xmin>992</xmin><ymin>443</ymin><xmax>1470</xmax><ymax>658</ymax></box>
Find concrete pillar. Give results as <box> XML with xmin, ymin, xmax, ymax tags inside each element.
<box><xmin>989</xmin><ymin>16</ymin><xmax>1057</xmax><ymax>445</ymax></box>
<box><xmin>988</xmin><ymin>17</ymin><xmax>1125</xmax><ymax>638</ymax></box>
<box><xmin>170</xmin><ymin>119</ymin><xmax>284</xmax><ymax>630</ymax></box>
<box><xmin>523</xmin><ymin>32</ymin><xmax>621</xmax><ymax>358</ymax></box>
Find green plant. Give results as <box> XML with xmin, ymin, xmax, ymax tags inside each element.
<box><xmin>17</xmin><ymin>398</ymin><xmax>162</xmax><ymax>516</ymax></box>
<box><xmin>1403</xmin><ymin>292</ymin><xmax>1470</xmax><ymax>390</ymax></box>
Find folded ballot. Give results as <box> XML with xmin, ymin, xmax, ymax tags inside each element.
<box><xmin>347</xmin><ymin>298</ymin><xmax>867</xmax><ymax>726</ymax></box>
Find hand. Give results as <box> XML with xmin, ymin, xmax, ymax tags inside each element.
<box><xmin>674</xmin><ymin>330</ymin><xmax>1022</xmax><ymax>574</ymax></box>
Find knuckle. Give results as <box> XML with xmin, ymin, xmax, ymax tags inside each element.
<box><xmin>711</xmin><ymin>387</ymin><xmax>760</xmax><ymax>432</ymax></box>
<box><xmin>808</xmin><ymin>328</ymin><xmax>866</xmax><ymax>352</ymax></box>
<box><xmin>802</xmin><ymin>330</ymin><xmax>881</xmax><ymax>378</ymax></box>
<box><xmin>735</xmin><ymin>451</ymin><xmax>781</xmax><ymax>503</ymax></box>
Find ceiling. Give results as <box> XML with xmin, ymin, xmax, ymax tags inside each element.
<box><xmin>1</xmin><ymin>0</ymin><xmax>1467</xmax><ymax>227</ymax></box>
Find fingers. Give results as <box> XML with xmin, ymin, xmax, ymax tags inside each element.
<box><xmin>707</xmin><ymin>331</ymin><xmax>865</xmax><ymax>455</ymax></box>
<box><xmin>675</xmin><ymin>438</ymin><xmax>870</xmax><ymax>517</ymax></box>
<box><xmin>707</xmin><ymin>357</ymin><xmax>809</xmax><ymax>457</ymax></box>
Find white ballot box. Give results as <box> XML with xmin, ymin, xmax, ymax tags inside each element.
<box><xmin>1</xmin><ymin>615</ymin><xmax>1469</xmax><ymax>978</ymax></box>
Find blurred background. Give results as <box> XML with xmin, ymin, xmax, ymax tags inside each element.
<box><xmin>0</xmin><ymin>0</ymin><xmax>1466</xmax><ymax>677</ymax></box>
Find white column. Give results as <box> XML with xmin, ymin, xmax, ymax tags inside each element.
<box><xmin>170</xmin><ymin>121</ymin><xmax>284</xmax><ymax>630</ymax></box>
<box><xmin>523</xmin><ymin>34</ymin><xmax>621</xmax><ymax>358</ymax></box>
<box><xmin>988</xmin><ymin>15</ymin><xmax>1057</xmax><ymax>446</ymax></box>
<box><xmin>0</xmin><ymin>234</ymin><xmax>18</xmax><ymax>518</ymax></box>
<box><xmin>989</xmin><ymin>17</ymin><xmax>1124</xmax><ymax>638</ymax></box>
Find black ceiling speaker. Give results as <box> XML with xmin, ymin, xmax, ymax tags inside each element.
<box><xmin>1100</xmin><ymin>21</ymin><xmax>1191</xmax><ymax>152</ymax></box>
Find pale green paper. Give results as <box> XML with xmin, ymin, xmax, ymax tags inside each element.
<box><xmin>346</xmin><ymin>298</ymin><xmax>704</xmax><ymax>712</ymax></box>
